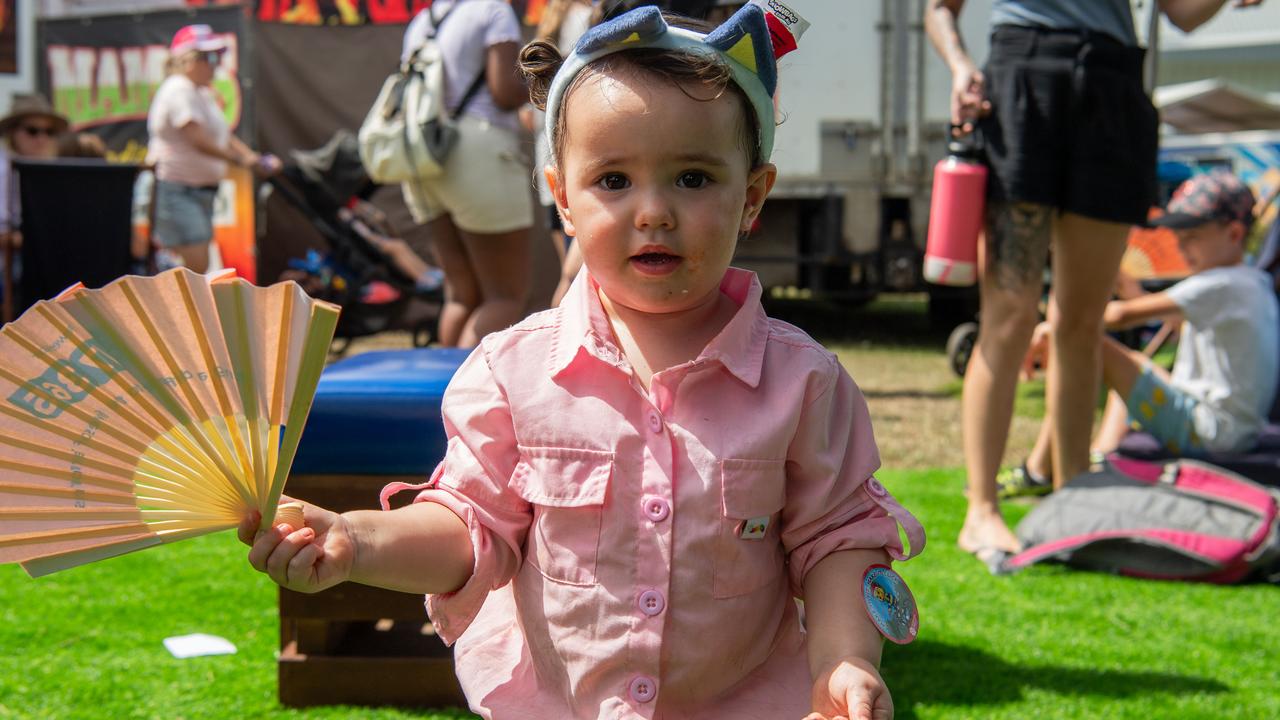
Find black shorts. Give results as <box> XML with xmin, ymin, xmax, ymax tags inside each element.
<box><xmin>977</xmin><ymin>25</ymin><xmax>1158</xmax><ymax>226</ymax></box>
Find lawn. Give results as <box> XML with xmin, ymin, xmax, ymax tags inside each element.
<box><xmin>2</xmin><ymin>467</ymin><xmax>1275</xmax><ymax>720</ymax></box>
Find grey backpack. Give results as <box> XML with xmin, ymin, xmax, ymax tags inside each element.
<box><xmin>1004</xmin><ymin>457</ymin><xmax>1280</xmax><ymax>583</ymax></box>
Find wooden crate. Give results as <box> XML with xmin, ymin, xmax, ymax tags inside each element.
<box><xmin>277</xmin><ymin>473</ymin><xmax>466</xmax><ymax>709</ymax></box>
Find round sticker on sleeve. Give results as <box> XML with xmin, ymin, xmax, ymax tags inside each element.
<box><xmin>862</xmin><ymin>564</ymin><xmax>918</xmax><ymax>644</ymax></box>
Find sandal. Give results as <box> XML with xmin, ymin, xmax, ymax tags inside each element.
<box><xmin>996</xmin><ymin>462</ymin><xmax>1053</xmax><ymax>499</ymax></box>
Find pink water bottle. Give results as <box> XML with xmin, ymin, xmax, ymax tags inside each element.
<box><xmin>924</xmin><ymin>140</ymin><xmax>987</xmax><ymax>286</ymax></box>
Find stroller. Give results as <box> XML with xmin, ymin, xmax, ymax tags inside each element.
<box><xmin>265</xmin><ymin>130</ymin><xmax>442</xmax><ymax>354</ymax></box>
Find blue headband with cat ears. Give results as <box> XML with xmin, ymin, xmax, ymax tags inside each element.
<box><xmin>545</xmin><ymin>4</ymin><xmax>779</xmax><ymax>162</ymax></box>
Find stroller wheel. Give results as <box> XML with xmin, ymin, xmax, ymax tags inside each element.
<box><xmin>946</xmin><ymin>321</ymin><xmax>979</xmax><ymax>378</ymax></box>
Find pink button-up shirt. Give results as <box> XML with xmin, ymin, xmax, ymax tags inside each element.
<box><xmin>409</xmin><ymin>268</ymin><xmax>925</xmax><ymax>719</ymax></box>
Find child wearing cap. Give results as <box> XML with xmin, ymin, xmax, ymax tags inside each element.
<box><xmin>1018</xmin><ymin>171</ymin><xmax>1279</xmax><ymax>482</ymax></box>
<box><xmin>239</xmin><ymin>5</ymin><xmax>924</xmax><ymax>719</ymax></box>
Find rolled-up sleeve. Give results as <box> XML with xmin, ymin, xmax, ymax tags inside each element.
<box><xmin>781</xmin><ymin>359</ymin><xmax>925</xmax><ymax>596</ymax></box>
<box><xmin>413</xmin><ymin>347</ymin><xmax>531</xmax><ymax>644</ymax></box>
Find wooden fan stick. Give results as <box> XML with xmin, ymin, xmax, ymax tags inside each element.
<box><xmin>214</xmin><ymin>280</ymin><xmax>269</xmax><ymax>502</ymax></box>
<box><xmin>173</xmin><ymin>273</ymin><xmax>258</xmax><ymax>488</ymax></box>
<box><xmin>261</xmin><ymin>301</ymin><xmax>340</xmax><ymax>528</ymax></box>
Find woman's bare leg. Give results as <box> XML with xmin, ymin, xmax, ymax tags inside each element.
<box><xmin>426</xmin><ymin>215</ymin><xmax>480</xmax><ymax>347</ymax></box>
<box><xmin>457</xmin><ymin>226</ymin><xmax>531</xmax><ymax>347</ymax></box>
<box><xmin>173</xmin><ymin>243</ymin><xmax>210</xmax><ymax>274</ymax></box>
<box><xmin>959</xmin><ymin>202</ymin><xmax>1052</xmax><ymax>555</ymax></box>
<box><xmin>1047</xmin><ymin>213</ymin><xmax>1130</xmax><ymax>487</ymax></box>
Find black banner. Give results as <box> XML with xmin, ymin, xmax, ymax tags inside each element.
<box><xmin>36</xmin><ymin>5</ymin><xmax>252</xmax><ymax>160</ymax></box>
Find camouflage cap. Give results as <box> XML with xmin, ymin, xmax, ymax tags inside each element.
<box><xmin>1152</xmin><ymin>171</ymin><xmax>1256</xmax><ymax>232</ymax></box>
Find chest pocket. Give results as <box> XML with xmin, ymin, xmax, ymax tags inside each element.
<box><xmin>510</xmin><ymin>446</ymin><xmax>613</xmax><ymax>586</ymax></box>
<box><xmin>713</xmin><ymin>458</ymin><xmax>786</xmax><ymax>598</ymax></box>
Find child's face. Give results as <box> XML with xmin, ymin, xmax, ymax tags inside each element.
<box><xmin>547</xmin><ymin>70</ymin><xmax>775</xmax><ymax>316</ymax></box>
<box><xmin>1174</xmin><ymin>220</ymin><xmax>1244</xmax><ymax>272</ymax></box>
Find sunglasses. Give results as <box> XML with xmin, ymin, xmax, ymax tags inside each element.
<box><xmin>19</xmin><ymin>125</ymin><xmax>57</xmax><ymax>138</ymax></box>
<box><xmin>198</xmin><ymin>50</ymin><xmax>224</xmax><ymax>66</ymax></box>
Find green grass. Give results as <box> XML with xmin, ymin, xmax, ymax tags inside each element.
<box><xmin>2</xmin><ymin>470</ymin><xmax>1275</xmax><ymax>719</ymax></box>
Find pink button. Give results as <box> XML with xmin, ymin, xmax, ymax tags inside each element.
<box><xmin>866</xmin><ymin>478</ymin><xmax>887</xmax><ymax>497</ymax></box>
<box><xmin>643</xmin><ymin>497</ymin><xmax>669</xmax><ymax>522</ymax></box>
<box><xmin>637</xmin><ymin>589</ymin><xmax>665</xmax><ymax>616</ymax></box>
<box><xmin>629</xmin><ymin>675</ymin><xmax>657</xmax><ymax>703</ymax></box>
<box><xmin>646</xmin><ymin>410</ymin><xmax>662</xmax><ymax>433</ymax></box>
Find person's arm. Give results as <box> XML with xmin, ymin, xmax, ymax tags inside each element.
<box><xmin>180</xmin><ymin>121</ymin><xmax>250</xmax><ymax>166</ymax></box>
<box><xmin>803</xmin><ymin>549</ymin><xmax>894</xmax><ymax>720</ymax></box>
<box><xmin>486</xmin><ymin>41</ymin><xmax>528</xmax><ymax>110</ymax></box>
<box><xmin>240</xmin><ymin>498</ymin><xmax>474</xmax><ymax>596</ymax></box>
<box><xmin>1158</xmin><ymin>0</ymin><xmax>1263</xmax><ymax>33</ymax></box>
<box><xmin>1102</xmin><ymin>291</ymin><xmax>1184</xmax><ymax>330</ymax></box>
<box><xmin>924</xmin><ymin>0</ymin><xmax>989</xmax><ymax>135</ymax></box>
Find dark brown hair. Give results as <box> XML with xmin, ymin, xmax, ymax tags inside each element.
<box><xmin>519</xmin><ymin>15</ymin><xmax>762</xmax><ymax>168</ymax></box>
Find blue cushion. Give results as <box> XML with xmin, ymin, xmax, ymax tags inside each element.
<box><xmin>291</xmin><ymin>348</ymin><xmax>469</xmax><ymax>475</ymax></box>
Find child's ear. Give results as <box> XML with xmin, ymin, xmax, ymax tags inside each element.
<box><xmin>740</xmin><ymin>163</ymin><xmax>778</xmax><ymax>234</ymax></box>
<box><xmin>545</xmin><ymin>165</ymin><xmax>576</xmax><ymax>237</ymax></box>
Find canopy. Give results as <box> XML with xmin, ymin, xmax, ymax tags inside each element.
<box><xmin>1154</xmin><ymin>80</ymin><xmax>1280</xmax><ymax>134</ymax></box>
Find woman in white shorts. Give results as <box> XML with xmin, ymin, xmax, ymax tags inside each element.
<box><xmin>401</xmin><ymin>0</ymin><xmax>534</xmax><ymax>347</ymax></box>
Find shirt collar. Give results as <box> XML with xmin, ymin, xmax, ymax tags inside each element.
<box><xmin>548</xmin><ymin>267</ymin><xmax>770</xmax><ymax>388</ymax></box>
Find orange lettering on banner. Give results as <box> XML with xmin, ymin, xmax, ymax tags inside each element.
<box><xmin>257</xmin><ymin>0</ymin><xmax>433</xmax><ymax>24</ymax></box>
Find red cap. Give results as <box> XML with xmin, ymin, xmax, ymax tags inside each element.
<box><xmin>170</xmin><ymin>25</ymin><xmax>228</xmax><ymax>56</ymax></box>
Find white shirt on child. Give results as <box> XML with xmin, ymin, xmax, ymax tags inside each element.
<box><xmin>410</xmin><ymin>268</ymin><xmax>925</xmax><ymax>719</ymax></box>
<box><xmin>1166</xmin><ymin>264</ymin><xmax>1279</xmax><ymax>452</ymax></box>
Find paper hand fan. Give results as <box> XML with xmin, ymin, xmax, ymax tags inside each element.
<box><xmin>1122</xmin><ymin>226</ymin><xmax>1190</xmax><ymax>280</ymax></box>
<box><xmin>0</xmin><ymin>268</ymin><xmax>339</xmax><ymax>577</ymax></box>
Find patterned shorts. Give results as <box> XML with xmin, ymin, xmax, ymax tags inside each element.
<box><xmin>1126</xmin><ymin>364</ymin><xmax>1204</xmax><ymax>456</ymax></box>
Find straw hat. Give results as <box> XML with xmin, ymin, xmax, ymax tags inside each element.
<box><xmin>0</xmin><ymin>93</ymin><xmax>69</xmax><ymax>136</ymax></box>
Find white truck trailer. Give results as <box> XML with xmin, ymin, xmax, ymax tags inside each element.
<box><xmin>737</xmin><ymin>0</ymin><xmax>992</xmax><ymax>322</ymax></box>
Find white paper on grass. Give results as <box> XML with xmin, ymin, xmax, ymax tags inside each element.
<box><xmin>163</xmin><ymin>633</ymin><xmax>237</xmax><ymax>659</ymax></box>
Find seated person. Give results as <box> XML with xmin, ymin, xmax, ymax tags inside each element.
<box><xmin>337</xmin><ymin>205</ymin><xmax>443</xmax><ymax>293</ymax></box>
<box><xmin>1003</xmin><ymin>171</ymin><xmax>1279</xmax><ymax>497</ymax></box>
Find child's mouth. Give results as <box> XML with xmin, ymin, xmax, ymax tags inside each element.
<box><xmin>630</xmin><ymin>252</ymin><xmax>681</xmax><ymax>275</ymax></box>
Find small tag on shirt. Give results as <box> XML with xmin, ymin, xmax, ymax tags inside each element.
<box><xmin>739</xmin><ymin>516</ymin><xmax>770</xmax><ymax>540</ymax></box>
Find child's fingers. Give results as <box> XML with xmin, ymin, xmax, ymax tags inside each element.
<box><xmin>260</xmin><ymin>526</ymin><xmax>311</xmax><ymax>584</ymax></box>
<box><xmin>236</xmin><ymin>510</ymin><xmax>263</xmax><ymax>546</ymax></box>
<box><xmin>246</xmin><ymin>523</ymin><xmax>286</xmax><ymax>572</ymax></box>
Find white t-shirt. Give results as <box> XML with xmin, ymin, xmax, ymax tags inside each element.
<box><xmin>1167</xmin><ymin>264</ymin><xmax>1280</xmax><ymax>452</ymax></box>
<box><xmin>399</xmin><ymin>0</ymin><xmax>519</xmax><ymax>131</ymax></box>
<box><xmin>401</xmin><ymin>0</ymin><xmax>523</xmax><ymax>132</ymax></box>
<box><xmin>146</xmin><ymin>73</ymin><xmax>230</xmax><ymax>187</ymax></box>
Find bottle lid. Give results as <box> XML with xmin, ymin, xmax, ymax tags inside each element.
<box><xmin>947</xmin><ymin>138</ymin><xmax>981</xmax><ymax>160</ymax></box>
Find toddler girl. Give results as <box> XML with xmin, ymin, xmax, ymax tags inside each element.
<box><xmin>242</xmin><ymin>5</ymin><xmax>924</xmax><ymax>719</ymax></box>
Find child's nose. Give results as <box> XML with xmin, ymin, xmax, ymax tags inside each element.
<box><xmin>633</xmin><ymin>190</ymin><xmax>675</xmax><ymax>231</ymax></box>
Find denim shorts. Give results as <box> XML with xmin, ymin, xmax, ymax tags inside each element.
<box><xmin>153</xmin><ymin>179</ymin><xmax>218</xmax><ymax>248</ymax></box>
<box><xmin>1126</xmin><ymin>364</ymin><xmax>1204</xmax><ymax>456</ymax></box>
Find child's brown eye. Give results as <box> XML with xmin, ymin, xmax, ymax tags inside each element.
<box><xmin>600</xmin><ymin>173</ymin><xmax>629</xmax><ymax>190</ymax></box>
<box><xmin>677</xmin><ymin>172</ymin><xmax>709</xmax><ymax>189</ymax></box>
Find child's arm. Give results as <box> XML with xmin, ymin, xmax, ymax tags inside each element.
<box><xmin>239</xmin><ymin>499</ymin><xmax>475</xmax><ymax>595</ymax></box>
<box><xmin>1102</xmin><ymin>292</ymin><xmax>1183</xmax><ymax>331</ymax></box>
<box><xmin>802</xmin><ymin>548</ymin><xmax>893</xmax><ymax>720</ymax></box>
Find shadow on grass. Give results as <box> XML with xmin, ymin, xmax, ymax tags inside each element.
<box><xmin>762</xmin><ymin>295</ymin><xmax>952</xmax><ymax>351</ymax></box>
<box><xmin>884</xmin><ymin>639</ymin><xmax>1228</xmax><ymax>718</ymax></box>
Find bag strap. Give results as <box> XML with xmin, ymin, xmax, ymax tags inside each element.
<box><xmin>420</xmin><ymin>1</ymin><xmax>487</xmax><ymax>121</ymax></box>
<box><xmin>450</xmin><ymin>71</ymin><xmax>487</xmax><ymax>119</ymax></box>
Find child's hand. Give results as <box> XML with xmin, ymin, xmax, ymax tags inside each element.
<box><xmin>237</xmin><ymin>499</ymin><xmax>355</xmax><ymax>593</ymax></box>
<box><xmin>1021</xmin><ymin>320</ymin><xmax>1052</xmax><ymax>380</ymax></box>
<box><xmin>805</xmin><ymin>657</ymin><xmax>892</xmax><ymax>720</ymax></box>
